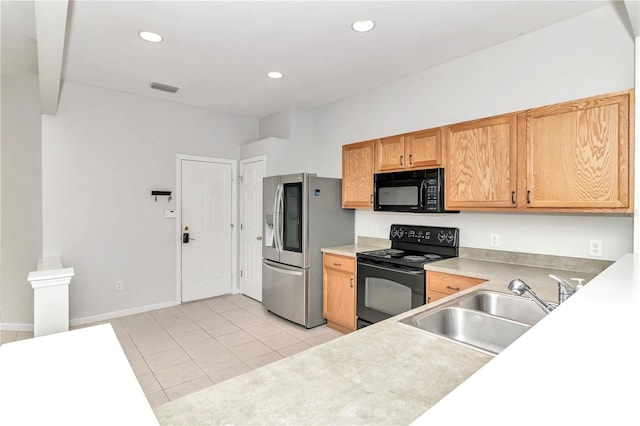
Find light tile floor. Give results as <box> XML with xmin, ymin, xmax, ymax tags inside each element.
<box><xmin>2</xmin><ymin>294</ymin><xmax>343</xmax><ymax>408</ymax></box>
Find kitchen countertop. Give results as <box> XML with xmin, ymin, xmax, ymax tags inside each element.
<box><xmin>154</xmin><ymin>252</ymin><xmax>629</xmax><ymax>425</ymax></box>
<box><xmin>414</xmin><ymin>253</ymin><xmax>640</xmax><ymax>426</ymax></box>
<box><xmin>0</xmin><ymin>324</ymin><xmax>158</xmax><ymax>426</ymax></box>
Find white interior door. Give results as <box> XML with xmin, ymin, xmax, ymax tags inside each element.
<box><xmin>181</xmin><ymin>159</ymin><xmax>233</xmax><ymax>302</ymax></box>
<box><xmin>239</xmin><ymin>157</ymin><xmax>265</xmax><ymax>301</ymax></box>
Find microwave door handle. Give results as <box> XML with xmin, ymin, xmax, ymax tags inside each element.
<box><xmin>419</xmin><ymin>180</ymin><xmax>427</xmax><ymax>209</ymax></box>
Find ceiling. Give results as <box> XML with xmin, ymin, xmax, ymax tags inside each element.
<box><xmin>2</xmin><ymin>1</ymin><xmax>626</xmax><ymax>119</ymax></box>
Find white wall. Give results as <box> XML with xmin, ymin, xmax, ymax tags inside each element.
<box><xmin>311</xmin><ymin>4</ymin><xmax>635</xmax><ymax>261</ymax></box>
<box><xmin>42</xmin><ymin>81</ymin><xmax>257</xmax><ymax>321</ymax></box>
<box><xmin>0</xmin><ymin>75</ymin><xmax>43</xmax><ymax>325</ymax></box>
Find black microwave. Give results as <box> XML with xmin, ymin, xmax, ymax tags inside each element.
<box><xmin>373</xmin><ymin>168</ymin><xmax>457</xmax><ymax>213</ymax></box>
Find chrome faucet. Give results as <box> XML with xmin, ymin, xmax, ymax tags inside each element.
<box><xmin>508</xmin><ymin>279</ymin><xmax>555</xmax><ymax>314</ymax></box>
<box><xmin>548</xmin><ymin>274</ymin><xmax>579</xmax><ymax>304</ymax></box>
<box><xmin>508</xmin><ymin>274</ymin><xmax>583</xmax><ymax>314</ymax></box>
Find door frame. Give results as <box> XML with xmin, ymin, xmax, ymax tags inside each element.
<box><xmin>175</xmin><ymin>154</ymin><xmax>238</xmax><ymax>303</ymax></box>
<box><xmin>239</xmin><ymin>155</ymin><xmax>267</xmax><ymax>299</ymax></box>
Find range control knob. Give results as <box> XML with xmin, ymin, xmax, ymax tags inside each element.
<box><xmin>396</xmin><ymin>228</ymin><xmax>404</xmax><ymax>238</ymax></box>
<box><xmin>437</xmin><ymin>231</ymin><xmax>446</xmax><ymax>242</ymax></box>
<box><xmin>445</xmin><ymin>232</ymin><xmax>454</xmax><ymax>243</ymax></box>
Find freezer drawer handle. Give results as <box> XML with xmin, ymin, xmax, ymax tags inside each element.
<box><xmin>264</xmin><ymin>263</ymin><xmax>303</xmax><ymax>276</ymax></box>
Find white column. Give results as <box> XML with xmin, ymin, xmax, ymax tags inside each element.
<box><xmin>27</xmin><ymin>257</ymin><xmax>74</xmax><ymax>337</ymax></box>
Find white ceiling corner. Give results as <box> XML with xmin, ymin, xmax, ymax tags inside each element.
<box><xmin>624</xmin><ymin>0</ymin><xmax>640</xmax><ymax>37</ymax></box>
<box><xmin>34</xmin><ymin>0</ymin><xmax>68</xmax><ymax>115</ymax></box>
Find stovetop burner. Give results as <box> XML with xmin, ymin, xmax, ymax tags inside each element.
<box><xmin>357</xmin><ymin>224</ymin><xmax>459</xmax><ymax>269</ymax></box>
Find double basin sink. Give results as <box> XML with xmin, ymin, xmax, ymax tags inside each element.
<box><xmin>399</xmin><ymin>289</ymin><xmax>554</xmax><ymax>355</ymax></box>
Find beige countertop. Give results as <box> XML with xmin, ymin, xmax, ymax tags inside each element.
<box><xmin>154</xmin><ymin>251</ymin><xmax>607</xmax><ymax>425</ymax></box>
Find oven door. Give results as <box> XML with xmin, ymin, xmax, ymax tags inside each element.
<box><xmin>356</xmin><ymin>260</ymin><xmax>425</xmax><ymax>327</ymax></box>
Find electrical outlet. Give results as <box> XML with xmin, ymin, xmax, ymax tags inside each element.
<box><xmin>115</xmin><ymin>280</ymin><xmax>124</xmax><ymax>291</ymax></box>
<box><xmin>589</xmin><ymin>240</ymin><xmax>603</xmax><ymax>257</ymax></box>
<box><xmin>490</xmin><ymin>233</ymin><xmax>500</xmax><ymax>247</ymax></box>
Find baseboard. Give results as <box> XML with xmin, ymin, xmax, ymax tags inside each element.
<box><xmin>0</xmin><ymin>323</ymin><xmax>34</xmax><ymax>332</ymax></box>
<box><xmin>69</xmin><ymin>300</ymin><xmax>180</xmax><ymax>326</ymax></box>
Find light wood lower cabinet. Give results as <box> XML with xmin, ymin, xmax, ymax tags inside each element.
<box><xmin>322</xmin><ymin>253</ymin><xmax>356</xmax><ymax>332</ymax></box>
<box><xmin>426</xmin><ymin>271</ymin><xmax>486</xmax><ymax>303</ymax></box>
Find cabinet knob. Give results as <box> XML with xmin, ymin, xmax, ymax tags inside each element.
<box><xmin>446</xmin><ymin>285</ymin><xmax>461</xmax><ymax>291</ymax></box>
<box><xmin>333</xmin><ymin>262</ymin><xmax>342</xmax><ymax>267</ymax></box>
<box><xmin>511</xmin><ymin>191</ymin><xmax>516</xmax><ymax>204</ymax></box>
<box><xmin>527</xmin><ymin>190</ymin><xmax>531</xmax><ymax>204</ymax></box>
<box><xmin>409</xmin><ymin>154</ymin><xmax>413</xmax><ymax>165</ymax></box>
<box><xmin>350</xmin><ymin>278</ymin><xmax>354</xmax><ymax>288</ymax></box>
<box><xmin>400</xmin><ymin>155</ymin><xmax>404</xmax><ymax>166</ymax></box>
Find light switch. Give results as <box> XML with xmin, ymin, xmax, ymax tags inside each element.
<box><xmin>164</xmin><ymin>209</ymin><xmax>176</xmax><ymax>219</ymax></box>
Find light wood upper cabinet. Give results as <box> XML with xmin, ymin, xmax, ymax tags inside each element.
<box><xmin>375</xmin><ymin>129</ymin><xmax>442</xmax><ymax>172</ymax></box>
<box><xmin>375</xmin><ymin>135</ymin><xmax>405</xmax><ymax>171</ymax></box>
<box><xmin>405</xmin><ymin>128</ymin><xmax>441</xmax><ymax>169</ymax></box>
<box><xmin>342</xmin><ymin>140</ymin><xmax>375</xmax><ymax>209</ymax></box>
<box><xmin>444</xmin><ymin>114</ymin><xmax>518</xmax><ymax>209</ymax></box>
<box><xmin>323</xmin><ymin>253</ymin><xmax>356</xmax><ymax>332</ymax></box>
<box><xmin>524</xmin><ymin>91</ymin><xmax>632</xmax><ymax>209</ymax></box>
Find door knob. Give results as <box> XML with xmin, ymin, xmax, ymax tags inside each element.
<box><xmin>256</xmin><ymin>236</ymin><xmax>263</xmax><ymax>241</ymax></box>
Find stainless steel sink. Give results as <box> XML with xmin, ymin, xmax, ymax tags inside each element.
<box><xmin>399</xmin><ymin>289</ymin><xmax>551</xmax><ymax>355</ymax></box>
<box><xmin>456</xmin><ymin>290</ymin><xmax>551</xmax><ymax>325</ymax></box>
<box><xmin>399</xmin><ymin>306</ymin><xmax>531</xmax><ymax>355</ymax></box>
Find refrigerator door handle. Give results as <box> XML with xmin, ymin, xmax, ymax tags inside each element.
<box><xmin>276</xmin><ymin>183</ymin><xmax>284</xmax><ymax>253</ymax></box>
<box><xmin>263</xmin><ymin>261</ymin><xmax>304</xmax><ymax>276</ymax></box>
<box><xmin>273</xmin><ymin>184</ymin><xmax>282</xmax><ymax>253</ymax></box>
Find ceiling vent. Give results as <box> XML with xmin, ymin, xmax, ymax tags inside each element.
<box><xmin>150</xmin><ymin>82</ymin><xmax>180</xmax><ymax>93</ymax></box>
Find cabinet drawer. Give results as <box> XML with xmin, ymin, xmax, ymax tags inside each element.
<box><xmin>323</xmin><ymin>253</ymin><xmax>355</xmax><ymax>273</ymax></box>
<box><xmin>427</xmin><ymin>271</ymin><xmax>486</xmax><ymax>295</ymax></box>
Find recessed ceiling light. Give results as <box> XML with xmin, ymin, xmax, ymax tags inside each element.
<box><xmin>352</xmin><ymin>20</ymin><xmax>375</xmax><ymax>33</ymax></box>
<box><xmin>267</xmin><ymin>71</ymin><xmax>284</xmax><ymax>79</ymax></box>
<box><xmin>139</xmin><ymin>31</ymin><xmax>163</xmax><ymax>43</ymax></box>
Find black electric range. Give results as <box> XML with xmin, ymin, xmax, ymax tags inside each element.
<box><xmin>356</xmin><ymin>224</ymin><xmax>459</xmax><ymax>328</ymax></box>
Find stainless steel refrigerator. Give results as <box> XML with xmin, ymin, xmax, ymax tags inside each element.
<box><xmin>262</xmin><ymin>173</ymin><xmax>354</xmax><ymax>328</ymax></box>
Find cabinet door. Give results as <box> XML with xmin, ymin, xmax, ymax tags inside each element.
<box><xmin>427</xmin><ymin>271</ymin><xmax>486</xmax><ymax>303</ymax></box>
<box><xmin>525</xmin><ymin>92</ymin><xmax>631</xmax><ymax>209</ymax></box>
<box><xmin>405</xmin><ymin>128</ymin><xmax>441</xmax><ymax>168</ymax></box>
<box><xmin>375</xmin><ymin>135</ymin><xmax>405</xmax><ymax>172</ymax></box>
<box><xmin>445</xmin><ymin>114</ymin><xmax>518</xmax><ymax>209</ymax></box>
<box><xmin>322</xmin><ymin>254</ymin><xmax>356</xmax><ymax>330</ymax></box>
<box><xmin>342</xmin><ymin>141</ymin><xmax>375</xmax><ymax>209</ymax></box>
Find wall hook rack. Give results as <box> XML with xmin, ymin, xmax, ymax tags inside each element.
<box><xmin>151</xmin><ymin>190</ymin><xmax>172</xmax><ymax>202</ymax></box>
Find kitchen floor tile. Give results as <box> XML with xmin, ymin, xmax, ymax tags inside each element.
<box><xmin>194</xmin><ymin>349</ymin><xmax>243</xmax><ymax>376</ymax></box>
<box><xmin>143</xmin><ymin>346</ymin><xmax>191</xmax><ymax>371</ymax></box>
<box><xmin>244</xmin><ymin>322</ymin><xmax>283</xmax><ymax>339</ymax></box>
<box><xmin>245</xmin><ymin>351</ymin><xmax>284</xmax><ymax>369</ymax></box>
<box><xmin>207</xmin><ymin>362</ymin><xmax>251</xmax><ymax>384</ymax></box>
<box><xmin>136</xmin><ymin>371</ymin><xmax>162</xmax><ymax>395</ymax></box>
<box><xmin>201</xmin><ymin>298</ymin><xmax>238</xmax><ymax>313</ymax></box>
<box><xmin>164</xmin><ymin>376</ymin><xmax>214</xmax><ymax>401</ymax></box>
<box><xmin>228</xmin><ymin>314</ymin><xmax>268</xmax><ymax>329</ymax></box>
<box><xmin>216</xmin><ymin>330</ymin><xmax>256</xmax><ymax>349</ymax></box>
<box><xmin>230</xmin><ymin>340</ymin><xmax>273</xmax><ymax>362</ymax></box>
<box><xmin>277</xmin><ymin>341</ymin><xmax>312</xmax><ymax>357</ymax></box>
<box><xmin>259</xmin><ymin>331</ymin><xmax>302</xmax><ymax>351</ymax></box>
<box><xmin>0</xmin><ymin>330</ymin><xmax>17</xmax><ymax>346</ymax></box>
<box><xmin>146</xmin><ymin>390</ymin><xmax>169</xmax><ymax>408</ymax></box>
<box><xmin>180</xmin><ymin>338</ymin><xmax>227</xmax><ymax>360</ymax></box>
<box><xmin>129</xmin><ymin>356</ymin><xmax>152</xmax><ymax>377</ymax></box>
<box><xmin>15</xmin><ymin>331</ymin><xmax>33</xmax><ymax>341</ymax></box>
<box><xmin>153</xmin><ymin>359</ymin><xmax>207</xmax><ymax>389</ymax></box>
<box><xmin>94</xmin><ymin>293</ymin><xmax>345</xmax><ymax>409</ymax></box>
<box><xmin>219</xmin><ymin>308</ymin><xmax>254</xmax><ymax>322</ymax></box>
<box><xmin>304</xmin><ymin>332</ymin><xmax>339</xmax><ymax>347</ymax></box>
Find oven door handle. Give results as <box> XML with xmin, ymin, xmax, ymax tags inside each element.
<box><xmin>358</xmin><ymin>261</ymin><xmax>425</xmax><ymax>276</ymax></box>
